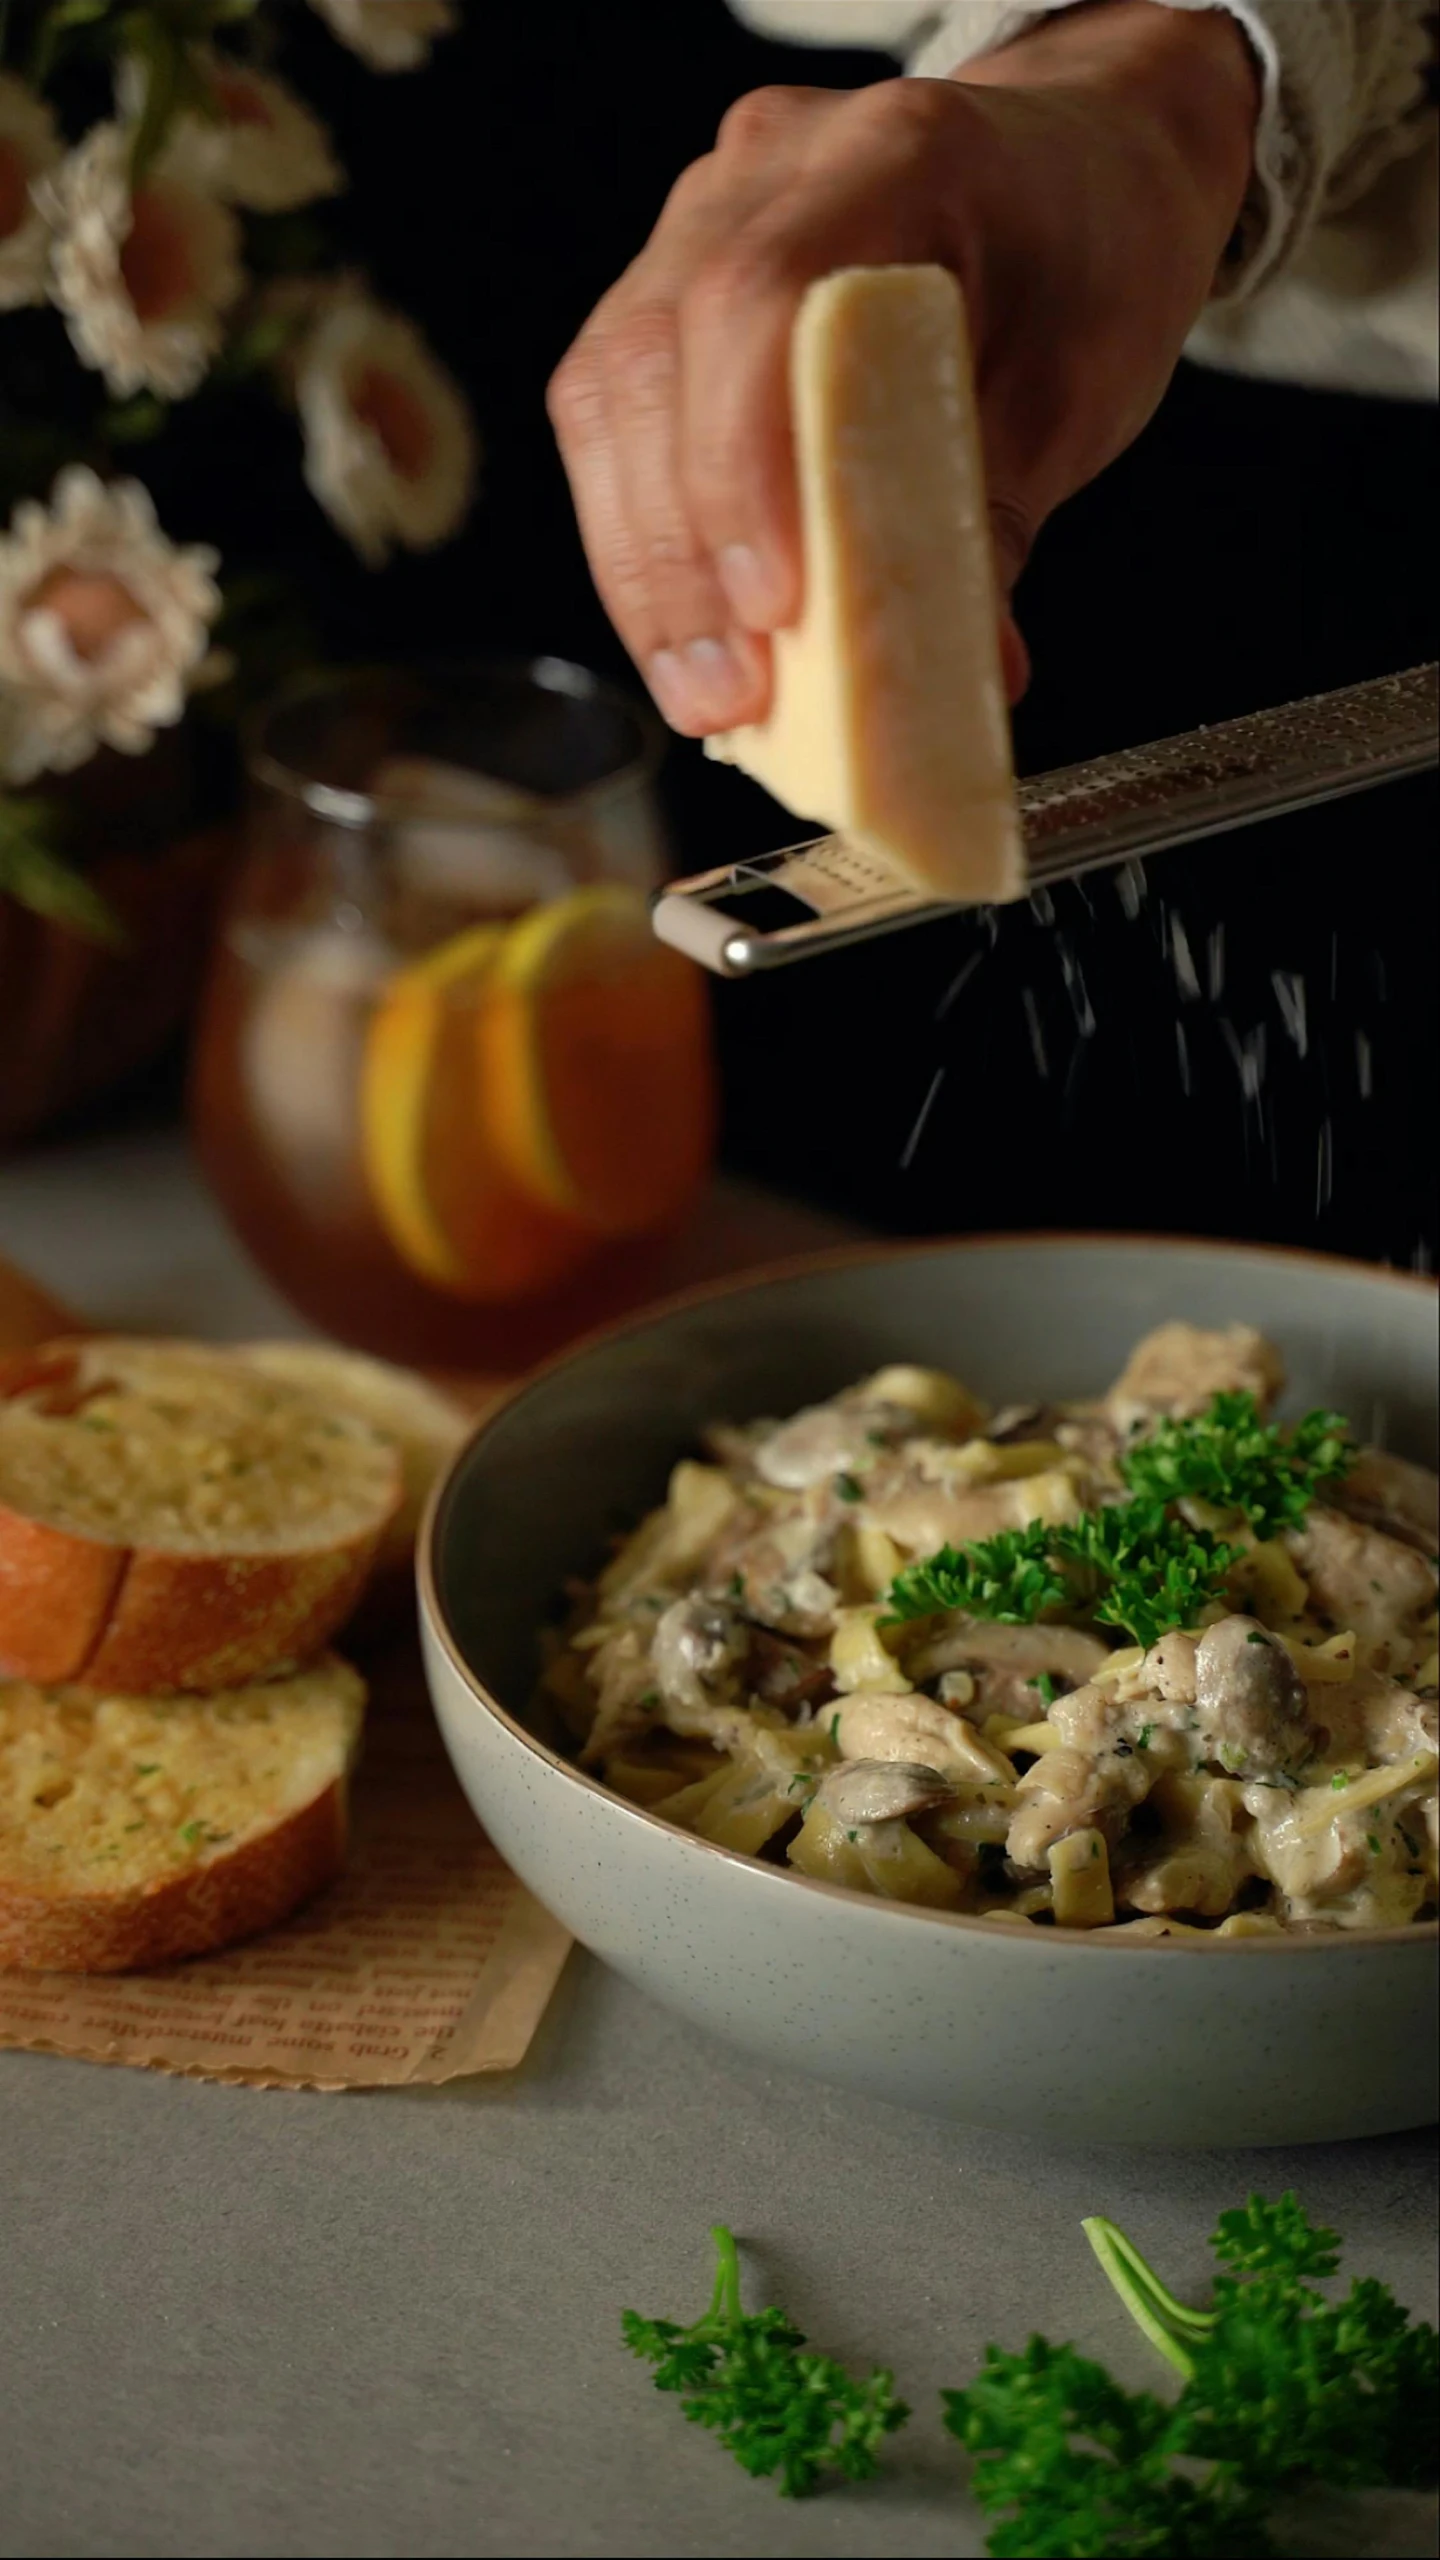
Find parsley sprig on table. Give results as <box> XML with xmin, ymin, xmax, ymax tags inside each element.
<box><xmin>946</xmin><ymin>2193</ymin><xmax>1439</xmax><ymax>2556</ymax></box>
<box><xmin>883</xmin><ymin>1393</ymin><xmax>1355</xmax><ymax>1649</ymax></box>
<box><xmin>621</xmin><ymin>2224</ymin><xmax>909</xmax><ymax>2498</ymax></box>
<box><xmin>623</xmin><ymin>2199</ymin><xmax>1437</xmax><ymax>2543</ymax></box>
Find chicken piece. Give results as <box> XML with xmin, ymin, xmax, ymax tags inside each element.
<box><xmin>1332</xmin><ymin>1448</ymin><xmax>1440</xmax><ymax>1557</ymax></box>
<box><xmin>908</xmin><ymin>1621</ymin><xmax>1111</xmax><ymax>1721</ymax></box>
<box><xmin>1284</xmin><ymin>1505</ymin><xmax>1437</xmax><ymax>1669</ymax></box>
<box><xmin>1105</xmin><ymin>1322</ymin><xmax>1284</xmax><ymax>1440</ymax></box>
<box><xmin>1006</xmin><ymin>1742</ymin><xmax>1154</xmax><ymax>1871</ymax></box>
<box><xmin>827</xmin><ymin>1689</ymin><xmax>1013</xmax><ymax>1785</ymax></box>
<box><xmin>1048</xmin><ymin>1678</ymin><xmax>1191</xmax><ymax>1759</ymax></box>
<box><xmin>1307</xmin><ymin>1669</ymin><xmax>1437</xmax><ymax>1771</ymax></box>
<box><xmin>1141</xmin><ymin>1631</ymin><xmax>1199</xmax><ymax>1703</ymax></box>
<box><xmin>1243</xmin><ymin>1782</ymin><xmax>1434</xmax><ymax>1930</ymax></box>
<box><xmin>1191</xmin><ymin>1615</ymin><xmax>1317</xmax><ymax>1779</ymax></box>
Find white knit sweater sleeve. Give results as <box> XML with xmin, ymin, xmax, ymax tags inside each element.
<box><xmin>732</xmin><ymin>3</ymin><xmax>1434</xmax><ymax>295</ymax></box>
<box><xmin>904</xmin><ymin>2</ymin><xmax>1437</xmax><ymax>306</ymax></box>
<box><xmin>729</xmin><ymin>6</ymin><xmax>1438</xmax><ymax>395</ymax></box>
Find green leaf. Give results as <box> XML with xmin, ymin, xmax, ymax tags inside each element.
<box><xmin>1209</xmin><ymin>2192</ymin><xmax>1341</xmax><ymax>2285</ymax></box>
<box><xmin>945</xmin><ymin>2197</ymin><xmax>1438</xmax><ymax>2555</ymax></box>
<box><xmin>882</xmin><ymin>1502</ymin><xmax>1234</xmax><ymax>1649</ymax></box>
<box><xmin>880</xmin><ymin>1389</ymin><xmax>1354</xmax><ymax>1651</ymax></box>
<box><xmin>884</xmin><ymin>1524</ymin><xmax>1071</xmax><ymax>1627</ymax></box>
<box><xmin>105</xmin><ymin>391</ymin><xmax>170</xmax><ymax>444</ymax></box>
<box><xmin>622</xmin><ymin>2226</ymin><xmax>909</xmax><ymax>2498</ymax></box>
<box><xmin>210</xmin><ymin>305</ymin><xmax>309</xmax><ymax>383</ymax></box>
<box><xmin>0</xmin><ymin>805</ymin><xmax>127</xmax><ymax>946</ymax></box>
<box><xmin>1120</xmin><ymin>1393</ymin><xmax>1356</xmax><ymax>1540</ymax></box>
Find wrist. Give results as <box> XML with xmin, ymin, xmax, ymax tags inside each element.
<box><xmin>957</xmin><ymin>2</ymin><xmax>1259</xmax><ymax>245</ymax></box>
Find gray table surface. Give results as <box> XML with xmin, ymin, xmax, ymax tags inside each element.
<box><xmin>1</xmin><ymin>1132</ymin><xmax>1437</xmax><ymax>2560</ymax></box>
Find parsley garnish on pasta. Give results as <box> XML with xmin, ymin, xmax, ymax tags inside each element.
<box><xmin>883</xmin><ymin>1504</ymin><xmax>1236</xmax><ymax>1649</ymax></box>
<box><xmin>884</xmin><ymin>1393</ymin><xmax>1353</xmax><ymax>1648</ymax></box>
<box><xmin>1119</xmin><ymin>1392</ymin><xmax>1355</xmax><ymax>1538</ymax></box>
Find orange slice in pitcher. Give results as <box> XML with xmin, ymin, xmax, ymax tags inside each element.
<box><xmin>361</xmin><ymin>926</ymin><xmax>591</xmax><ymax>1301</ymax></box>
<box><xmin>479</xmin><ymin>885</ymin><xmax>716</xmax><ymax>1237</ymax></box>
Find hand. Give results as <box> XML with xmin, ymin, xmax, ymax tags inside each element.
<box><xmin>548</xmin><ymin>0</ymin><xmax>1257</xmax><ymax>735</ymax></box>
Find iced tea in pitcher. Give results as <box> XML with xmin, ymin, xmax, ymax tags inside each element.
<box><xmin>191</xmin><ymin>664</ymin><xmax>716</xmax><ymax>1366</ymax></box>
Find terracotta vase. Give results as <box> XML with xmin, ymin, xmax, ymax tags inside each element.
<box><xmin>0</xmin><ymin>734</ymin><xmax>238</xmax><ymax>1150</ymax></box>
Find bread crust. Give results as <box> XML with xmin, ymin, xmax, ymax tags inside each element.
<box><xmin>0</xmin><ymin>1772</ymin><xmax>349</xmax><ymax>1972</ymax></box>
<box><xmin>0</xmin><ymin>1340</ymin><xmax>400</xmax><ymax>1692</ymax></box>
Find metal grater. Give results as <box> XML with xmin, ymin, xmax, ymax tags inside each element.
<box><xmin>651</xmin><ymin>662</ymin><xmax>1439</xmax><ymax>978</ymax></box>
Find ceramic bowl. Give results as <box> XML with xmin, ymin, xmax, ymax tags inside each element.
<box><xmin>419</xmin><ymin>1237</ymin><xmax>1439</xmax><ymax>2147</ymax></box>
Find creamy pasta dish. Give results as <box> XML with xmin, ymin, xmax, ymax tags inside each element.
<box><xmin>540</xmin><ymin>1324</ymin><xmax>1439</xmax><ymax>1935</ymax></box>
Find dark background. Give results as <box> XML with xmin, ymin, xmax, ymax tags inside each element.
<box><xmin>135</xmin><ymin>1</ymin><xmax>1440</xmax><ymax>1267</ymax></box>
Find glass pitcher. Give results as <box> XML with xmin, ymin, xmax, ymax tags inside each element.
<box><xmin>190</xmin><ymin>661</ymin><xmax>716</xmax><ymax>1368</ymax></box>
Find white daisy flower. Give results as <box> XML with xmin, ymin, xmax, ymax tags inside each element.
<box><xmin>118</xmin><ymin>49</ymin><xmax>344</xmax><ymax>214</ymax></box>
<box><xmin>0</xmin><ymin>466</ymin><xmax>222</xmax><ymax>784</ymax></box>
<box><xmin>295</xmin><ymin>294</ymin><xmax>477</xmax><ymax>566</ymax></box>
<box><xmin>0</xmin><ymin>74</ymin><xmax>62</xmax><ymax>311</ymax></box>
<box><xmin>41</xmin><ymin>123</ymin><xmax>244</xmax><ymax>401</ymax></box>
<box><xmin>307</xmin><ymin>1</ymin><xmax>458</xmax><ymax>74</ymax></box>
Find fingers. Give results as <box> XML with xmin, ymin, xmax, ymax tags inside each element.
<box><xmin>550</xmin><ymin>78</ymin><xmax>1025</xmax><ymax>736</ymax></box>
<box><xmin>678</xmin><ymin>86</ymin><xmax>945</xmax><ymax>637</ymax></box>
<box><xmin>548</xmin><ymin>88</ymin><xmax>832</xmax><ymax>733</ymax></box>
<box><xmin>550</xmin><ymin>277</ymin><xmax>768</xmax><ymax>733</ymax></box>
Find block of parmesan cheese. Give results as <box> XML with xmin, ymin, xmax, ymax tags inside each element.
<box><xmin>706</xmin><ymin>264</ymin><xmax>1023</xmax><ymax>903</ymax></box>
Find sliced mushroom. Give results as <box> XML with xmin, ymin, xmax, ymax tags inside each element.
<box><xmin>707</xmin><ymin>1499</ymin><xmax>840</xmax><ymax>1639</ymax></box>
<box><xmin>813</xmin><ymin>1758</ymin><xmax>955</xmax><ymax>1827</ymax></box>
<box><xmin>909</xmin><ymin>1621</ymin><xmax>1111</xmax><ymax>1720</ymax></box>
<box><xmin>1192</xmin><ymin>1615</ymin><xmax>1315</xmax><ymax>1777</ymax></box>
<box><xmin>747</xmin><ymin>1628</ymin><xmax>834</xmax><ymax>1714</ymax></box>
<box><xmin>651</xmin><ymin>1596</ymin><xmax>748</xmax><ymax>1719</ymax></box>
